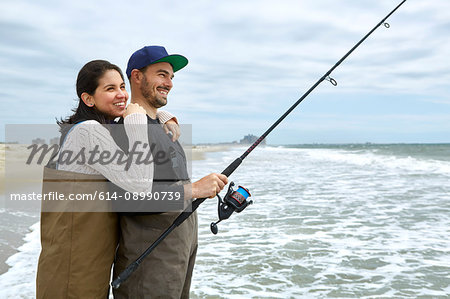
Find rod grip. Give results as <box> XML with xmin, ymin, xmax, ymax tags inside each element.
<box><xmin>221</xmin><ymin>158</ymin><xmax>242</xmax><ymax>177</ymax></box>
<box><xmin>111</xmin><ymin>262</ymin><xmax>139</xmax><ymax>289</ymax></box>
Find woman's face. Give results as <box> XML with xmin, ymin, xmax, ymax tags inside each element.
<box><xmin>86</xmin><ymin>69</ymin><xmax>129</xmax><ymax>119</ymax></box>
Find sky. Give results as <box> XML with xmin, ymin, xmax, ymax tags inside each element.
<box><xmin>1</xmin><ymin>0</ymin><xmax>449</xmax><ymax>144</ymax></box>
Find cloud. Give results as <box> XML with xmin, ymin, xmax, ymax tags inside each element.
<box><xmin>1</xmin><ymin>0</ymin><xmax>449</xmax><ymax>143</ymax></box>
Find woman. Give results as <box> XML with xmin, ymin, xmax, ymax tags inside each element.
<box><xmin>36</xmin><ymin>60</ymin><xmax>226</xmax><ymax>298</ymax></box>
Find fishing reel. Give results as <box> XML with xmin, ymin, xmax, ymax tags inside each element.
<box><xmin>210</xmin><ymin>182</ymin><xmax>253</xmax><ymax>234</ymax></box>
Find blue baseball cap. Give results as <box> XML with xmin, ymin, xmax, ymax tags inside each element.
<box><xmin>126</xmin><ymin>46</ymin><xmax>188</xmax><ymax>78</ymax></box>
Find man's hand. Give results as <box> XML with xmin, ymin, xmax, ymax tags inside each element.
<box><xmin>163</xmin><ymin>119</ymin><xmax>180</xmax><ymax>142</ymax></box>
<box><xmin>190</xmin><ymin>173</ymin><xmax>228</xmax><ymax>199</ymax></box>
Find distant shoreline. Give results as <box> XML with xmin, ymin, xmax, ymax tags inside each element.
<box><xmin>190</xmin><ymin>144</ymin><xmax>237</xmax><ymax>160</ymax></box>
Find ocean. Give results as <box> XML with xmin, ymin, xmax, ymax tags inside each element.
<box><xmin>0</xmin><ymin>144</ymin><xmax>449</xmax><ymax>298</ymax></box>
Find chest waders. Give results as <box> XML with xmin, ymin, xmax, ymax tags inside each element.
<box><xmin>37</xmin><ymin>123</ymin><xmax>118</xmax><ymax>299</ymax></box>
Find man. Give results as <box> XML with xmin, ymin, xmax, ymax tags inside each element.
<box><xmin>112</xmin><ymin>46</ymin><xmax>228</xmax><ymax>298</ymax></box>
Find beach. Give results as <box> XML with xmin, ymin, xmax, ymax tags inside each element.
<box><xmin>190</xmin><ymin>144</ymin><xmax>233</xmax><ymax>161</ymax></box>
<box><xmin>0</xmin><ymin>143</ymin><xmax>228</xmax><ymax>275</ymax></box>
<box><xmin>0</xmin><ymin>143</ymin><xmax>232</xmax><ymax>298</ymax></box>
<box><xmin>1</xmin><ymin>143</ymin><xmax>449</xmax><ymax>298</ymax></box>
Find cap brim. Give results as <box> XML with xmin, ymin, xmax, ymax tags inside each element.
<box><xmin>153</xmin><ymin>54</ymin><xmax>188</xmax><ymax>72</ymax></box>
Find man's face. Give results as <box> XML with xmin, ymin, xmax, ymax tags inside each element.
<box><xmin>140</xmin><ymin>62</ymin><xmax>174</xmax><ymax>108</ymax></box>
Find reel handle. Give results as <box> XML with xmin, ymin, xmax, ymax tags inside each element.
<box><xmin>210</xmin><ymin>221</ymin><xmax>220</xmax><ymax>235</ymax></box>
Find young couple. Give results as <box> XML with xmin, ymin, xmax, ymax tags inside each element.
<box><xmin>36</xmin><ymin>46</ymin><xmax>228</xmax><ymax>298</ymax></box>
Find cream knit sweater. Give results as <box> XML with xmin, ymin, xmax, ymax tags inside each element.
<box><xmin>58</xmin><ymin>110</ymin><xmax>175</xmax><ymax>193</ymax></box>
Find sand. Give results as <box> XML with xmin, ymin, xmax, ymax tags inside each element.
<box><xmin>190</xmin><ymin>144</ymin><xmax>232</xmax><ymax>161</ymax></box>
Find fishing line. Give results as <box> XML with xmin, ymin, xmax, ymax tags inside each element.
<box><xmin>112</xmin><ymin>0</ymin><xmax>407</xmax><ymax>289</ymax></box>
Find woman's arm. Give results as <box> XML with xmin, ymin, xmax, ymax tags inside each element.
<box><xmin>157</xmin><ymin>110</ymin><xmax>178</xmax><ymax>124</ymax></box>
<box><xmin>157</xmin><ymin>110</ymin><xmax>180</xmax><ymax>142</ymax></box>
<box><xmin>69</xmin><ymin>114</ymin><xmax>154</xmax><ymax>193</ymax></box>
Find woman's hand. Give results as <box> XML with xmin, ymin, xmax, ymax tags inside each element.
<box><xmin>124</xmin><ymin>103</ymin><xmax>146</xmax><ymax>117</ymax></box>
<box><xmin>163</xmin><ymin>119</ymin><xmax>180</xmax><ymax>142</ymax></box>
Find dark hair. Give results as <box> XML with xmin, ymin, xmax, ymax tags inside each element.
<box><xmin>57</xmin><ymin>60</ymin><xmax>125</xmax><ymax>138</ymax></box>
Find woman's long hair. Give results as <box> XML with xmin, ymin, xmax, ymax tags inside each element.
<box><xmin>57</xmin><ymin>60</ymin><xmax>125</xmax><ymax>141</ymax></box>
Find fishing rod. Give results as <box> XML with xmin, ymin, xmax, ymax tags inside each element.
<box><xmin>112</xmin><ymin>0</ymin><xmax>407</xmax><ymax>289</ymax></box>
